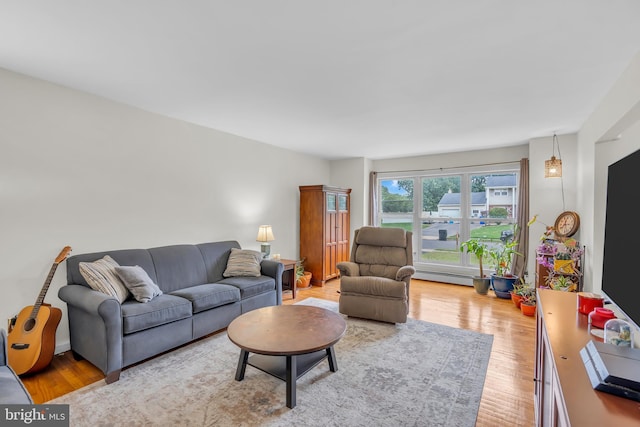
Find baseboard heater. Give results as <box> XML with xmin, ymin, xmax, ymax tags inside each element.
<box><xmin>414</xmin><ymin>271</ymin><xmax>472</xmax><ymax>286</ymax></box>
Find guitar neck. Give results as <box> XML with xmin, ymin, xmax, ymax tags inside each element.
<box><xmin>29</xmin><ymin>262</ymin><xmax>59</xmax><ymax>319</ymax></box>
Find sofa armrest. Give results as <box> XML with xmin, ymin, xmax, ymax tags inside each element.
<box><xmin>58</xmin><ymin>285</ymin><xmax>123</xmax><ymax>377</ymax></box>
<box><xmin>396</xmin><ymin>265</ymin><xmax>416</xmax><ymax>283</ymax></box>
<box><xmin>260</xmin><ymin>260</ymin><xmax>284</xmax><ymax>305</ymax></box>
<box><xmin>337</xmin><ymin>261</ymin><xmax>360</xmax><ymax>277</ymax></box>
<box><xmin>0</xmin><ymin>328</ymin><xmax>7</xmax><ymax>366</ymax></box>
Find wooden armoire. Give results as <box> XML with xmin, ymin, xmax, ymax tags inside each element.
<box><xmin>299</xmin><ymin>185</ymin><xmax>351</xmax><ymax>286</ymax></box>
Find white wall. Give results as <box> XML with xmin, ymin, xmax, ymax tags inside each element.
<box><xmin>330</xmin><ymin>157</ymin><xmax>369</xmax><ymax>234</ymax></box>
<box><xmin>580</xmin><ymin>52</ymin><xmax>640</xmax><ymax>294</ymax></box>
<box><xmin>371</xmin><ymin>145</ymin><xmax>529</xmax><ymax>174</ymax></box>
<box><xmin>527</xmin><ymin>133</ymin><xmax>579</xmax><ymax>281</ymax></box>
<box><xmin>0</xmin><ymin>68</ymin><xmax>331</xmax><ymax>353</ymax></box>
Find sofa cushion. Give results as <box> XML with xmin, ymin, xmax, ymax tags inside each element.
<box><xmin>115</xmin><ymin>265</ymin><xmax>163</xmax><ymax>303</ymax></box>
<box><xmin>121</xmin><ymin>294</ymin><xmax>192</xmax><ymax>334</ymax></box>
<box><xmin>219</xmin><ymin>276</ymin><xmax>275</xmax><ymax>299</ymax></box>
<box><xmin>148</xmin><ymin>245</ymin><xmax>208</xmax><ymax>293</ymax></box>
<box><xmin>79</xmin><ymin>255</ymin><xmax>130</xmax><ymax>303</ymax></box>
<box><xmin>197</xmin><ymin>241</ymin><xmax>240</xmax><ymax>283</ymax></box>
<box><xmin>67</xmin><ymin>249</ymin><xmax>157</xmax><ymax>289</ymax></box>
<box><xmin>340</xmin><ymin>276</ymin><xmax>407</xmax><ymax>299</ymax></box>
<box><xmin>223</xmin><ymin>248</ymin><xmax>263</xmax><ymax>277</ymax></box>
<box><xmin>170</xmin><ymin>284</ymin><xmax>240</xmax><ymax>314</ymax></box>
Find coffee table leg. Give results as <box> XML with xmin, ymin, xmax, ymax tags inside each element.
<box><xmin>286</xmin><ymin>355</ymin><xmax>297</xmax><ymax>409</ymax></box>
<box><xmin>235</xmin><ymin>349</ymin><xmax>249</xmax><ymax>381</ymax></box>
<box><xmin>326</xmin><ymin>346</ymin><xmax>338</xmax><ymax>372</ymax></box>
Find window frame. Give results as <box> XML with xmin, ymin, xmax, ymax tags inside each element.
<box><xmin>376</xmin><ymin>162</ymin><xmax>520</xmax><ymax>283</ymax></box>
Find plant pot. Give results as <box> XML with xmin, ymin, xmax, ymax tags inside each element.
<box><xmin>510</xmin><ymin>292</ymin><xmax>523</xmax><ymax>309</ymax></box>
<box><xmin>472</xmin><ymin>277</ymin><xmax>491</xmax><ymax>295</ymax></box>
<box><xmin>491</xmin><ymin>274</ymin><xmax>519</xmax><ymax>299</ymax></box>
<box><xmin>296</xmin><ymin>271</ymin><xmax>312</xmax><ymax>288</ymax></box>
<box><xmin>521</xmin><ymin>303</ymin><xmax>536</xmax><ymax>316</ymax></box>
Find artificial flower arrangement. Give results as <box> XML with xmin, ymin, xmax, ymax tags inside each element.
<box><xmin>528</xmin><ymin>215</ymin><xmax>583</xmax><ymax>271</ymax></box>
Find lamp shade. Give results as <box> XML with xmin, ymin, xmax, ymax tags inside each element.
<box><xmin>256</xmin><ymin>225</ymin><xmax>275</xmax><ymax>242</ymax></box>
<box><xmin>545</xmin><ymin>134</ymin><xmax>563</xmax><ymax>178</ymax></box>
<box><xmin>544</xmin><ymin>156</ymin><xmax>562</xmax><ymax>178</ymax></box>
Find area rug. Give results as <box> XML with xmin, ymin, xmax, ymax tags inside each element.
<box><xmin>50</xmin><ymin>298</ymin><xmax>493</xmax><ymax>427</ymax></box>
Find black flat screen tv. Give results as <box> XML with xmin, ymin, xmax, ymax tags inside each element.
<box><xmin>602</xmin><ymin>147</ymin><xmax>640</xmax><ymax>330</ymax></box>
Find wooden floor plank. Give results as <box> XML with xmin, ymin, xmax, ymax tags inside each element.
<box><xmin>21</xmin><ymin>279</ymin><xmax>536</xmax><ymax>426</ymax></box>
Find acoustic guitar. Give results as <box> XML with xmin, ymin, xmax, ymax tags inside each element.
<box><xmin>8</xmin><ymin>246</ymin><xmax>71</xmax><ymax>375</ymax></box>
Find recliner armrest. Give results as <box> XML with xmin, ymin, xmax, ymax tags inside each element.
<box><xmin>396</xmin><ymin>265</ymin><xmax>416</xmax><ymax>282</ymax></box>
<box><xmin>337</xmin><ymin>261</ymin><xmax>360</xmax><ymax>277</ymax></box>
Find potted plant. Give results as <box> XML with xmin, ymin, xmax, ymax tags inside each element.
<box><xmin>510</xmin><ymin>279</ymin><xmax>527</xmax><ymax>308</ymax></box>
<box><xmin>547</xmin><ymin>275</ymin><xmax>576</xmax><ymax>292</ymax></box>
<box><xmin>295</xmin><ymin>258</ymin><xmax>312</xmax><ymax>289</ymax></box>
<box><xmin>459</xmin><ymin>238</ymin><xmax>491</xmax><ymax>295</ymax></box>
<box><xmin>488</xmin><ymin>225</ymin><xmax>522</xmax><ymax>299</ymax></box>
<box><xmin>520</xmin><ymin>290</ymin><xmax>537</xmax><ymax>316</ymax></box>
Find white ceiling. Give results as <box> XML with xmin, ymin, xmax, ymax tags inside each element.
<box><xmin>2</xmin><ymin>1</ymin><xmax>639</xmax><ymax>160</ymax></box>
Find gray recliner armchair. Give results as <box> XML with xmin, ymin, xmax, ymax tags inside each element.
<box><xmin>337</xmin><ymin>226</ymin><xmax>416</xmax><ymax>323</ymax></box>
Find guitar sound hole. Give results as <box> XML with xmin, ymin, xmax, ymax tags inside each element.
<box><xmin>24</xmin><ymin>318</ymin><xmax>36</xmax><ymax>332</ymax></box>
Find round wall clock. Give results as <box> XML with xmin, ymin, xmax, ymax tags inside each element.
<box><xmin>554</xmin><ymin>211</ymin><xmax>580</xmax><ymax>238</ymax></box>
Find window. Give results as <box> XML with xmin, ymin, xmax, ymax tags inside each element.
<box><xmin>376</xmin><ymin>165</ymin><xmax>519</xmax><ymax>280</ymax></box>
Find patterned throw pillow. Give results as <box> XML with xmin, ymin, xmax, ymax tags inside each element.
<box><xmin>79</xmin><ymin>255</ymin><xmax>130</xmax><ymax>303</ymax></box>
<box><xmin>223</xmin><ymin>248</ymin><xmax>263</xmax><ymax>277</ymax></box>
<box><xmin>115</xmin><ymin>265</ymin><xmax>163</xmax><ymax>303</ymax></box>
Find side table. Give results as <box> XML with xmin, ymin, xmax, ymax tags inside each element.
<box><xmin>279</xmin><ymin>258</ymin><xmax>297</xmax><ymax>299</ymax></box>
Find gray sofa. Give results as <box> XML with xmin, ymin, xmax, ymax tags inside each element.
<box><xmin>59</xmin><ymin>241</ymin><xmax>283</xmax><ymax>383</ymax></box>
<box><xmin>0</xmin><ymin>329</ymin><xmax>33</xmax><ymax>404</ymax></box>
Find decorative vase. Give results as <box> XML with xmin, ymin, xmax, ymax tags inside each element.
<box><xmin>521</xmin><ymin>303</ymin><xmax>536</xmax><ymax>316</ymax></box>
<box><xmin>296</xmin><ymin>271</ymin><xmax>312</xmax><ymax>288</ymax></box>
<box><xmin>472</xmin><ymin>277</ymin><xmax>491</xmax><ymax>295</ymax></box>
<box><xmin>490</xmin><ymin>274</ymin><xmax>519</xmax><ymax>299</ymax></box>
<box><xmin>510</xmin><ymin>292</ymin><xmax>523</xmax><ymax>308</ymax></box>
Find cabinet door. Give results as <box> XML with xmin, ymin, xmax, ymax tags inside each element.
<box><xmin>325</xmin><ymin>192</ymin><xmax>338</xmax><ymax>279</ymax></box>
<box><xmin>337</xmin><ymin>193</ymin><xmax>350</xmax><ymax>265</ymax></box>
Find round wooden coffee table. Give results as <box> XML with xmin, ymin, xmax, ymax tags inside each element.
<box><xmin>227</xmin><ymin>304</ymin><xmax>346</xmax><ymax>409</ymax></box>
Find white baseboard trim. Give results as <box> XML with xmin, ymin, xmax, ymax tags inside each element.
<box><xmin>55</xmin><ymin>340</ymin><xmax>71</xmax><ymax>357</ymax></box>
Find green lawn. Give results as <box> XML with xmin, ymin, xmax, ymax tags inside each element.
<box><xmin>383</xmin><ymin>222</ymin><xmax>514</xmax><ymax>240</ymax></box>
<box><xmin>381</xmin><ymin>223</ymin><xmax>424</xmax><ymax>232</ymax></box>
<box><xmin>469</xmin><ymin>224</ymin><xmax>514</xmax><ymax>241</ymax></box>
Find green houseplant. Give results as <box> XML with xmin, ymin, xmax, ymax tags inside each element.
<box><xmin>488</xmin><ymin>225</ymin><xmax>523</xmax><ymax>299</ymax></box>
<box><xmin>546</xmin><ymin>274</ymin><xmax>576</xmax><ymax>292</ymax></box>
<box><xmin>295</xmin><ymin>258</ymin><xmax>312</xmax><ymax>289</ymax></box>
<box><xmin>459</xmin><ymin>238</ymin><xmax>491</xmax><ymax>295</ymax></box>
<box><xmin>520</xmin><ymin>287</ymin><xmax>537</xmax><ymax>316</ymax></box>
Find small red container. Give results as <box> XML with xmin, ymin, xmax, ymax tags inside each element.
<box><xmin>588</xmin><ymin>307</ymin><xmax>616</xmax><ymax>329</ymax></box>
<box><xmin>577</xmin><ymin>292</ymin><xmax>604</xmax><ymax>315</ymax></box>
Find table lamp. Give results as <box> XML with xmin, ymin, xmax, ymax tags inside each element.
<box><xmin>256</xmin><ymin>225</ymin><xmax>275</xmax><ymax>259</ymax></box>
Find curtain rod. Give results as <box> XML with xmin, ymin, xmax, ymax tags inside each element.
<box><xmin>373</xmin><ymin>159</ymin><xmax>522</xmax><ymax>175</ymax></box>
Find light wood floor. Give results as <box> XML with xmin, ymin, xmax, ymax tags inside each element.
<box><xmin>21</xmin><ymin>279</ymin><xmax>536</xmax><ymax>426</ymax></box>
